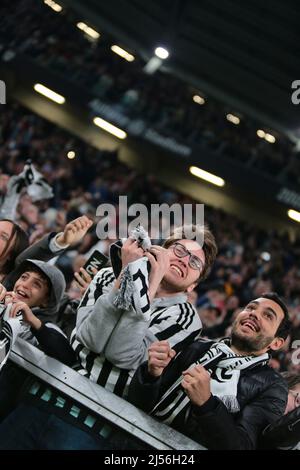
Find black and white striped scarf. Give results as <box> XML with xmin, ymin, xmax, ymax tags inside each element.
<box><xmin>0</xmin><ymin>304</ymin><xmax>24</xmax><ymax>371</ymax></box>
<box><xmin>0</xmin><ymin>160</ymin><xmax>53</xmax><ymax>220</ymax></box>
<box><xmin>151</xmin><ymin>339</ymin><xmax>269</xmax><ymax>425</ymax></box>
<box><xmin>112</xmin><ymin>226</ymin><xmax>152</xmax><ymax>320</ymax></box>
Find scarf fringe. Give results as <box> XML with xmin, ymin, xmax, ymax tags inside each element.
<box><xmin>113</xmin><ymin>266</ymin><xmax>134</xmax><ymax>310</ymax></box>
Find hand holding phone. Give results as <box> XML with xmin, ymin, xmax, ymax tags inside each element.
<box><xmin>74</xmin><ymin>250</ymin><xmax>109</xmax><ymax>294</ymax></box>
<box><xmin>82</xmin><ymin>250</ymin><xmax>108</xmax><ymax>277</ymax></box>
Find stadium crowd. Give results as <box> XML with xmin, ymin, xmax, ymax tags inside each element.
<box><xmin>0</xmin><ymin>97</ymin><xmax>298</xmax><ymax>449</ymax></box>
<box><xmin>0</xmin><ymin>1</ymin><xmax>300</xmax><ymax>443</ymax></box>
<box><xmin>0</xmin><ymin>101</ymin><xmax>299</xmax><ymax>377</ymax></box>
<box><xmin>1</xmin><ymin>0</ymin><xmax>300</xmax><ymax>188</ymax></box>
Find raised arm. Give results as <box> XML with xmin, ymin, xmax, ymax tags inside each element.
<box><xmin>75</xmin><ymin>267</ymin><xmax>121</xmax><ymax>353</ymax></box>
<box><xmin>15</xmin><ymin>215</ymin><xmax>93</xmax><ymax>266</ymax></box>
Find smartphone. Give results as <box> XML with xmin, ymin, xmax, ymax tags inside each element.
<box><xmin>82</xmin><ymin>250</ymin><xmax>109</xmax><ymax>278</ymax></box>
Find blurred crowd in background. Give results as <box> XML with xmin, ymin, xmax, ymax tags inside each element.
<box><xmin>1</xmin><ymin>0</ymin><xmax>300</xmax><ymax>188</ymax></box>
<box><xmin>0</xmin><ymin>102</ymin><xmax>299</xmax><ymax>374</ymax></box>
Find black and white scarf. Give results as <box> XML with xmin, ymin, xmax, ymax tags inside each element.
<box><xmin>0</xmin><ymin>304</ymin><xmax>24</xmax><ymax>371</ymax></box>
<box><xmin>151</xmin><ymin>339</ymin><xmax>269</xmax><ymax>425</ymax></box>
<box><xmin>0</xmin><ymin>160</ymin><xmax>53</xmax><ymax>220</ymax></box>
<box><xmin>112</xmin><ymin>225</ymin><xmax>152</xmax><ymax>320</ymax></box>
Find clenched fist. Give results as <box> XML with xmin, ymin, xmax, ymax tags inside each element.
<box><xmin>181</xmin><ymin>365</ymin><xmax>211</xmax><ymax>407</ymax></box>
<box><xmin>148</xmin><ymin>340</ymin><xmax>176</xmax><ymax>377</ymax></box>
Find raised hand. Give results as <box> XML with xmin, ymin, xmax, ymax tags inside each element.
<box><xmin>9</xmin><ymin>300</ymin><xmax>42</xmax><ymax>330</ymax></box>
<box><xmin>74</xmin><ymin>266</ymin><xmax>98</xmax><ymax>295</ymax></box>
<box><xmin>56</xmin><ymin>215</ymin><xmax>93</xmax><ymax>247</ymax></box>
<box><xmin>148</xmin><ymin>340</ymin><xmax>176</xmax><ymax>377</ymax></box>
<box><xmin>145</xmin><ymin>245</ymin><xmax>170</xmax><ymax>300</ymax></box>
<box><xmin>121</xmin><ymin>238</ymin><xmax>145</xmax><ymax>269</ymax></box>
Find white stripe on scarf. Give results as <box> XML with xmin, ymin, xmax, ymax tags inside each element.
<box><xmin>151</xmin><ymin>340</ymin><xmax>269</xmax><ymax>424</ymax></box>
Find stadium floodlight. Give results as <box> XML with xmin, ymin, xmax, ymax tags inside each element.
<box><xmin>189</xmin><ymin>166</ymin><xmax>225</xmax><ymax>187</ymax></box>
<box><xmin>154</xmin><ymin>47</ymin><xmax>169</xmax><ymax>59</ymax></box>
<box><xmin>193</xmin><ymin>95</ymin><xmax>205</xmax><ymax>105</ymax></box>
<box><xmin>44</xmin><ymin>0</ymin><xmax>62</xmax><ymax>12</ymax></box>
<box><xmin>265</xmin><ymin>133</ymin><xmax>276</xmax><ymax>143</ymax></box>
<box><xmin>288</xmin><ymin>209</ymin><xmax>300</xmax><ymax>223</ymax></box>
<box><xmin>33</xmin><ymin>83</ymin><xmax>65</xmax><ymax>104</ymax></box>
<box><xmin>111</xmin><ymin>45</ymin><xmax>135</xmax><ymax>62</ymax></box>
<box><xmin>93</xmin><ymin>117</ymin><xmax>127</xmax><ymax>139</ymax></box>
<box><xmin>76</xmin><ymin>22</ymin><xmax>100</xmax><ymax>40</ymax></box>
<box><xmin>261</xmin><ymin>252</ymin><xmax>271</xmax><ymax>262</ymax></box>
<box><xmin>226</xmin><ymin>113</ymin><xmax>240</xmax><ymax>125</ymax></box>
<box><xmin>257</xmin><ymin>129</ymin><xmax>265</xmax><ymax>138</ymax></box>
<box><xmin>67</xmin><ymin>151</ymin><xmax>76</xmax><ymax>159</ymax></box>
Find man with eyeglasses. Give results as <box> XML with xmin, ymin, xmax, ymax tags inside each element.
<box><xmin>0</xmin><ymin>225</ymin><xmax>217</xmax><ymax>450</ymax></box>
<box><xmin>72</xmin><ymin>224</ymin><xmax>217</xmax><ymax>401</ymax></box>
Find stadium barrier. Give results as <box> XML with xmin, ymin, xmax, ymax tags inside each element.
<box><xmin>10</xmin><ymin>338</ymin><xmax>205</xmax><ymax>450</ymax></box>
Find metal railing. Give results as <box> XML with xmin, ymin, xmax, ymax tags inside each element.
<box><xmin>10</xmin><ymin>338</ymin><xmax>205</xmax><ymax>450</ymax></box>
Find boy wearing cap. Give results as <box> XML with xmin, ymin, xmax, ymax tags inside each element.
<box><xmin>0</xmin><ymin>259</ymin><xmax>76</xmax><ymax>421</ymax></box>
<box><xmin>0</xmin><ymin>259</ymin><xmax>71</xmax><ymax>353</ymax></box>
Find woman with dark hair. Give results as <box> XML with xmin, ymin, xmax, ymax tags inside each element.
<box><xmin>0</xmin><ymin>216</ymin><xmax>93</xmax><ymax>297</ymax></box>
<box><xmin>0</xmin><ymin>219</ymin><xmax>29</xmax><ymax>280</ymax></box>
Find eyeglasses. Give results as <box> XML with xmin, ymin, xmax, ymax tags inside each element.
<box><xmin>289</xmin><ymin>390</ymin><xmax>300</xmax><ymax>408</ymax></box>
<box><xmin>171</xmin><ymin>242</ymin><xmax>203</xmax><ymax>272</ymax></box>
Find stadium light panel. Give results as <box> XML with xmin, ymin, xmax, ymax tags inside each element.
<box><xmin>265</xmin><ymin>133</ymin><xmax>276</xmax><ymax>143</ymax></box>
<box><xmin>44</xmin><ymin>0</ymin><xmax>62</xmax><ymax>12</ymax></box>
<box><xmin>288</xmin><ymin>209</ymin><xmax>300</xmax><ymax>223</ymax></box>
<box><xmin>33</xmin><ymin>83</ymin><xmax>65</xmax><ymax>104</ymax></box>
<box><xmin>193</xmin><ymin>95</ymin><xmax>205</xmax><ymax>105</ymax></box>
<box><xmin>76</xmin><ymin>22</ymin><xmax>100</xmax><ymax>40</ymax></box>
<box><xmin>67</xmin><ymin>151</ymin><xmax>76</xmax><ymax>159</ymax></box>
<box><xmin>189</xmin><ymin>166</ymin><xmax>225</xmax><ymax>187</ymax></box>
<box><xmin>226</xmin><ymin>113</ymin><xmax>240</xmax><ymax>125</ymax></box>
<box><xmin>111</xmin><ymin>45</ymin><xmax>135</xmax><ymax>62</ymax></box>
<box><xmin>257</xmin><ymin>129</ymin><xmax>265</xmax><ymax>138</ymax></box>
<box><xmin>93</xmin><ymin>117</ymin><xmax>127</xmax><ymax>139</ymax></box>
<box><xmin>154</xmin><ymin>47</ymin><xmax>169</xmax><ymax>59</ymax></box>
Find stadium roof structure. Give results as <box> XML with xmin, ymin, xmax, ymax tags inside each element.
<box><xmin>64</xmin><ymin>0</ymin><xmax>300</xmax><ymax>140</ymax></box>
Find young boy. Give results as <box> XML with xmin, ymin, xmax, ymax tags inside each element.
<box><xmin>0</xmin><ymin>259</ymin><xmax>76</xmax><ymax>421</ymax></box>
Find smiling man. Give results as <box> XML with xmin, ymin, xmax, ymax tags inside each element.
<box><xmin>128</xmin><ymin>293</ymin><xmax>292</xmax><ymax>450</ymax></box>
<box><xmin>72</xmin><ymin>224</ymin><xmax>217</xmax><ymax>399</ymax></box>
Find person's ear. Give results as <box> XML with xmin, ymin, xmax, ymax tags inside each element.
<box><xmin>40</xmin><ymin>294</ymin><xmax>50</xmax><ymax>309</ymax></box>
<box><xmin>186</xmin><ymin>283</ymin><xmax>197</xmax><ymax>293</ymax></box>
<box><xmin>268</xmin><ymin>337</ymin><xmax>285</xmax><ymax>352</ymax></box>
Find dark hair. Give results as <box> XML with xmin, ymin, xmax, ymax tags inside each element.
<box><xmin>261</xmin><ymin>292</ymin><xmax>292</xmax><ymax>340</ymax></box>
<box><xmin>0</xmin><ymin>219</ymin><xmax>29</xmax><ymax>275</ymax></box>
<box><xmin>281</xmin><ymin>372</ymin><xmax>300</xmax><ymax>390</ymax></box>
<box><xmin>162</xmin><ymin>224</ymin><xmax>217</xmax><ymax>283</ymax></box>
<box><xmin>17</xmin><ymin>263</ymin><xmax>51</xmax><ymax>298</ymax></box>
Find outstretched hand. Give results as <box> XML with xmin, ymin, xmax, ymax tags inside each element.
<box><xmin>56</xmin><ymin>216</ymin><xmax>93</xmax><ymax>247</ymax></box>
<box><xmin>121</xmin><ymin>238</ymin><xmax>145</xmax><ymax>269</ymax></box>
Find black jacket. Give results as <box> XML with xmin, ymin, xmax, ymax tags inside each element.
<box><xmin>260</xmin><ymin>406</ymin><xmax>300</xmax><ymax>449</ymax></box>
<box><xmin>128</xmin><ymin>338</ymin><xmax>288</xmax><ymax>450</ymax></box>
<box><xmin>3</xmin><ymin>232</ymin><xmax>64</xmax><ymax>290</ymax></box>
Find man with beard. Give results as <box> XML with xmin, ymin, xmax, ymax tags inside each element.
<box><xmin>128</xmin><ymin>293</ymin><xmax>291</xmax><ymax>450</ymax></box>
